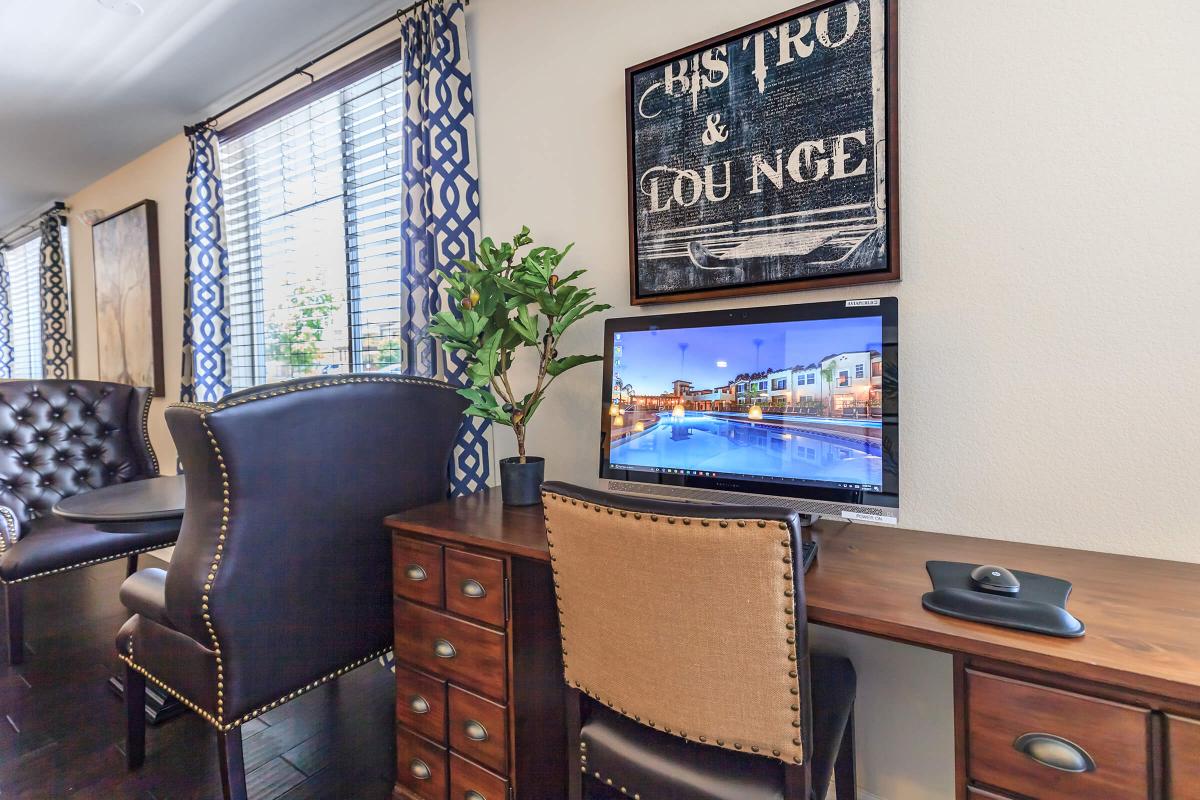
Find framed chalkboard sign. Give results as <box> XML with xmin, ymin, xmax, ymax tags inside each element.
<box><xmin>626</xmin><ymin>0</ymin><xmax>899</xmax><ymax>304</ymax></box>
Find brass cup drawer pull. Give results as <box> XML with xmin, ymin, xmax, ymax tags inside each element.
<box><xmin>465</xmin><ymin>792</ymin><xmax>486</xmax><ymax>800</ymax></box>
<box><xmin>1013</xmin><ymin>732</ymin><xmax>1096</xmax><ymax>773</ymax></box>
<box><xmin>409</xmin><ymin>758</ymin><xmax>432</xmax><ymax>780</ymax></box>
<box><xmin>460</xmin><ymin>578</ymin><xmax>487</xmax><ymax>598</ymax></box>
<box><xmin>404</xmin><ymin>564</ymin><xmax>428</xmax><ymax>582</ymax></box>
<box><xmin>408</xmin><ymin>694</ymin><xmax>430</xmax><ymax>715</ymax></box>
<box><xmin>463</xmin><ymin>719</ymin><xmax>489</xmax><ymax>741</ymax></box>
<box><xmin>433</xmin><ymin>638</ymin><xmax>457</xmax><ymax>659</ymax></box>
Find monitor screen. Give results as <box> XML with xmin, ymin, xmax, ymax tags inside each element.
<box><xmin>600</xmin><ymin>298</ymin><xmax>898</xmax><ymax>509</ymax></box>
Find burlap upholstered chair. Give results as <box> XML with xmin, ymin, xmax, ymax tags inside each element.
<box><xmin>542</xmin><ymin>481</ymin><xmax>857</xmax><ymax>800</ymax></box>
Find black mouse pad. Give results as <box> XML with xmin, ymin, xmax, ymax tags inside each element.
<box><xmin>922</xmin><ymin>561</ymin><xmax>1085</xmax><ymax>638</ymax></box>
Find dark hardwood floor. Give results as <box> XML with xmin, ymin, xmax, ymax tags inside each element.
<box><xmin>0</xmin><ymin>555</ymin><xmax>395</xmax><ymax>799</ymax></box>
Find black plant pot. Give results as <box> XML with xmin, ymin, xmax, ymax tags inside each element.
<box><xmin>499</xmin><ymin>456</ymin><xmax>545</xmax><ymax>506</ymax></box>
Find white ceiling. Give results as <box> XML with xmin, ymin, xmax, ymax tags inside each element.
<box><xmin>0</xmin><ymin>0</ymin><xmax>399</xmax><ymax>236</ymax></box>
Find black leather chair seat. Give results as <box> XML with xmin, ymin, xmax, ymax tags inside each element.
<box><xmin>0</xmin><ymin>515</ymin><xmax>177</xmax><ymax>582</ymax></box>
<box><xmin>118</xmin><ymin>568</ymin><xmax>169</xmax><ymax>627</ymax></box>
<box><xmin>581</xmin><ymin>653</ymin><xmax>856</xmax><ymax>800</ymax></box>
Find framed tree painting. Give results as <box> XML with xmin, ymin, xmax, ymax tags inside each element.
<box><xmin>91</xmin><ymin>199</ymin><xmax>164</xmax><ymax>395</ymax></box>
<box><xmin>626</xmin><ymin>0</ymin><xmax>899</xmax><ymax>304</ymax></box>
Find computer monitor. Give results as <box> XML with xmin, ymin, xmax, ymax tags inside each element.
<box><xmin>600</xmin><ymin>298</ymin><xmax>899</xmax><ymax>524</ymax></box>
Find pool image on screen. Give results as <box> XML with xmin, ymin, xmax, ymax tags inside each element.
<box><xmin>606</xmin><ymin>316</ymin><xmax>885</xmax><ymax>490</ymax></box>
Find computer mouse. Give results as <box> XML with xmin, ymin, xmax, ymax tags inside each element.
<box><xmin>969</xmin><ymin>564</ymin><xmax>1020</xmax><ymax>595</ymax></box>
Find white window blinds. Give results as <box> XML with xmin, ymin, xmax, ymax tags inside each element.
<box><xmin>5</xmin><ymin>236</ymin><xmax>44</xmax><ymax>380</ymax></box>
<box><xmin>220</xmin><ymin>52</ymin><xmax>406</xmax><ymax>389</ymax></box>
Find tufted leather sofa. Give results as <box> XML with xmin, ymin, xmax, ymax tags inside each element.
<box><xmin>116</xmin><ymin>374</ymin><xmax>469</xmax><ymax>800</ymax></box>
<box><xmin>0</xmin><ymin>379</ymin><xmax>174</xmax><ymax>665</ymax></box>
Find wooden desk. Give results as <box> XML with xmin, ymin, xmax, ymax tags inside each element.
<box><xmin>388</xmin><ymin>490</ymin><xmax>1200</xmax><ymax>799</ymax></box>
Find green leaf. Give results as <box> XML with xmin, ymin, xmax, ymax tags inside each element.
<box><xmin>464</xmin><ymin>404</ymin><xmax>512</xmax><ymax>425</ymax></box>
<box><xmin>551</xmin><ymin>301</ymin><xmax>609</xmax><ymax>338</ymax></box>
<box><xmin>546</xmin><ymin>353</ymin><xmax>604</xmax><ymax>376</ymax></box>
<box><xmin>456</xmin><ymin>386</ymin><xmax>495</xmax><ymax>408</ymax></box>
<box><xmin>556</xmin><ymin>268</ymin><xmax>587</xmax><ymax>285</ymax></box>
<box><xmin>477</xmin><ymin>329</ymin><xmax>503</xmax><ymax>377</ymax></box>
<box><xmin>509</xmin><ymin>304</ymin><xmax>539</xmax><ymax>345</ymax></box>
<box><xmin>552</xmin><ymin>242</ymin><xmax>574</xmax><ymax>266</ymax></box>
<box><xmin>536</xmin><ymin>291</ymin><xmax>563</xmax><ymax>317</ymax></box>
<box><xmin>466</xmin><ymin>361</ymin><xmax>494</xmax><ymax>387</ymax></box>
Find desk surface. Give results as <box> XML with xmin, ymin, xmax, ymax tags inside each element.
<box><xmin>386</xmin><ymin>490</ymin><xmax>1200</xmax><ymax>703</ymax></box>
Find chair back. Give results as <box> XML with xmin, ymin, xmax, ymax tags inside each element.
<box><xmin>542</xmin><ymin>481</ymin><xmax>813</xmax><ymax>766</ymax></box>
<box><xmin>164</xmin><ymin>374</ymin><xmax>467</xmax><ymax>724</ymax></box>
<box><xmin>0</xmin><ymin>380</ymin><xmax>156</xmax><ymax>525</ymax></box>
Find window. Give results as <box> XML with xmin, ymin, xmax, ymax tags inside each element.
<box><xmin>855</xmin><ymin>364</ymin><xmax>864</xmax><ymax>379</ymax></box>
<box><xmin>221</xmin><ymin>48</ymin><xmax>406</xmax><ymax>389</ymax></box>
<box><xmin>838</xmin><ymin>370</ymin><xmax>849</xmax><ymax>387</ymax></box>
<box><xmin>807</xmin><ymin>373</ymin><xmax>815</xmax><ymax>385</ymax></box>
<box><xmin>772</xmin><ymin>377</ymin><xmax>787</xmax><ymax>390</ymax></box>
<box><xmin>5</xmin><ymin>236</ymin><xmax>44</xmax><ymax>379</ymax></box>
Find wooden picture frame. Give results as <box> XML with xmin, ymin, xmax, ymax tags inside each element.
<box><xmin>626</xmin><ymin>0</ymin><xmax>900</xmax><ymax>305</ymax></box>
<box><xmin>91</xmin><ymin>199</ymin><xmax>164</xmax><ymax>395</ymax></box>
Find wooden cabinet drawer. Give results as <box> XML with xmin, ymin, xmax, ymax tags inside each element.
<box><xmin>396</xmin><ymin>662</ymin><xmax>447</xmax><ymax>743</ymax></box>
<box><xmin>444</xmin><ymin>548</ymin><xmax>506</xmax><ymax>627</ymax></box>
<box><xmin>395</xmin><ymin>536</ymin><xmax>444</xmax><ymax>607</ymax></box>
<box><xmin>967</xmin><ymin>788</ymin><xmax>1018</xmax><ymax>800</ymax></box>
<box><xmin>966</xmin><ymin>669</ymin><xmax>1151</xmax><ymax>799</ymax></box>
<box><xmin>450</xmin><ymin>752</ymin><xmax>510</xmax><ymax>800</ymax></box>
<box><xmin>449</xmin><ymin>685</ymin><xmax>509</xmax><ymax>775</ymax></box>
<box><xmin>395</xmin><ymin>598</ymin><xmax>508</xmax><ymax>702</ymax></box>
<box><xmin>1168</xmin><ymin>714</ymin><xmax>1200</xmax><ymax>799</ymax></box>
<box><xmin>396</xmin><ymin>726</ymin><xmax>448</xmax><ymax>800</ymax></box>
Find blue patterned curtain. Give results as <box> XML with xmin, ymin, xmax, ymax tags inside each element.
<box><xmin>38</xmin><ymin>213</ymin><xmax>72</xmax><ymax>378</ymax></box>
<box><xmin>400</xmin><ymin>0</ymin><xmax>489</xmax><ymax>496</ymax></box>
<box><xmin>0</xmin><ymin>250</ymin><xmax>12</xmax><ymax>379</ymax></box>
<box><xmin>181</xmin><ymin>127</ymin><xmax>232</xmax><ymax>403</ymax></box>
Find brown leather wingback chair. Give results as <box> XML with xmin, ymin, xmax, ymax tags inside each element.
<box><xmin>0</xmin><ymin>379</ymin><xmax>169</xmax><ymax>665</ymax></box>
<box><xmin>542</xmin><ymin>482</ymin><xmax>857</xmax><ymax>800</ymax></box>
<box><xmin>116</xmin><ymin>374</ymin><xmax>469</xmax><ymax>800</ymax></box>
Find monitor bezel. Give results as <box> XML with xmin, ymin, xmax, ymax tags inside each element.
<box><xmin>599</xmin><ymin>297</ymin><xmax>899</xmax><ymax>509</ymax></box>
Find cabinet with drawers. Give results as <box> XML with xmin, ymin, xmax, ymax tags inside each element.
<box><xmin>388</xmin><ymin>500</ymin><xmax>565</xmax><ymax>800</ymax></box>
<box><xmin>956</xmin><ymin>657</ymin><xmax>1200</xmax><ymax>799</ymax></box>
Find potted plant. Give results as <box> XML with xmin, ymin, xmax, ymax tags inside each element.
<box><xmin>431</xmin><ymin>227</ymin><xmax>610</xmax><ymax>505</ymax></box>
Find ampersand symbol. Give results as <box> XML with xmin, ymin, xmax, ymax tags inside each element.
<box><xmin>701</xmin><ymin>113</ymin><xmax>729</xmax><ymax>146</ymax></box>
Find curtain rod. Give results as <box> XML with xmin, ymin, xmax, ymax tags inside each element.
<box><xmin>186</xmin><ymin>0</ymin><xmax>469</xmax><ymax>134</ymax></box>
<box><xmin>0</xmin><ymin>201</ymin><xmax>67</xmax><ymax>250</ymax></box>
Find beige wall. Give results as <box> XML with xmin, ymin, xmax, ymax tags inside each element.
<box><xmin>67</xmin><ymin>134</ymin><xmax>189</xmax><ymax>470</ymax></box>
<box><xmin>59</xmin><ymin>1</ymin><xmax>1200</xmax><ymax>797</ymax></box>
<box><xmin>467</xmin><ymin>1</ymin><xmax>1200</xmax><ymax>798</ymax></box>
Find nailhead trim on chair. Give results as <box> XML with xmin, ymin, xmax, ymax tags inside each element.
<box><xmin>227</xmin><ymin>646</ymin><xmax>393</xmax><ymax>728</ymax></box>
<box><xmin>0</xmin><ymin>542</ymin><xmax>169</xmax><ymax>585</ymax></box>
<box><xmin>197</xmin><ymin>411</ymin><xmax>229</xmax><ymax>722</ymax></box>
<box><xmin>542</xmin><ymin>488</ymin><xmax>806</xmax><ymax>766</ymax></box>
<box><xmin>582</xmin><ymin>752</ymin><xmax>640</xmax><ymax>799</ymax></box>
<box><xmin>138</xmin><ymin>391</ymin><xmax>160</xmax><ymax>476</ymax></box>
<box><xmin>118</xmin><ymin>646</ymin><xmax>393</xmax><ymax>731</ymax></box>
<box><xmin>155</xmin><ymin>376</ymin><xmax>450</xmax><ymax>729</ymax></box>
<box><xmin>167</xmin><ymin>376</ymin><xmax>455</xmax><ymax>725</ymax></box>
<box><xmin>209</xmin><ymin>375</ymin><xmax>457</xmax><ymax>412</ymax></box>
<box><xmin>0</xmin><ymin>506</ymin><xmax>17</xmax><ymax>554</ymax></box>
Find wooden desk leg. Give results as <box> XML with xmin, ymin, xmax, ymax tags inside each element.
<box><xmin>953</xmin><ymin>653</ymin><xmax>968</xmax><ymax>800</ymax></box>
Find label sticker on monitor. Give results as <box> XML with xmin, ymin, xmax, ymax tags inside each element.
<box><xmin>841</xmin><ymin>510</ymin><xmax>898</xmax><ymax>525</ymax></box>
<box><xmin>845</xmin><ymin>299</ymin><xmax>881</xmax><ymax>307</ymax></box>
